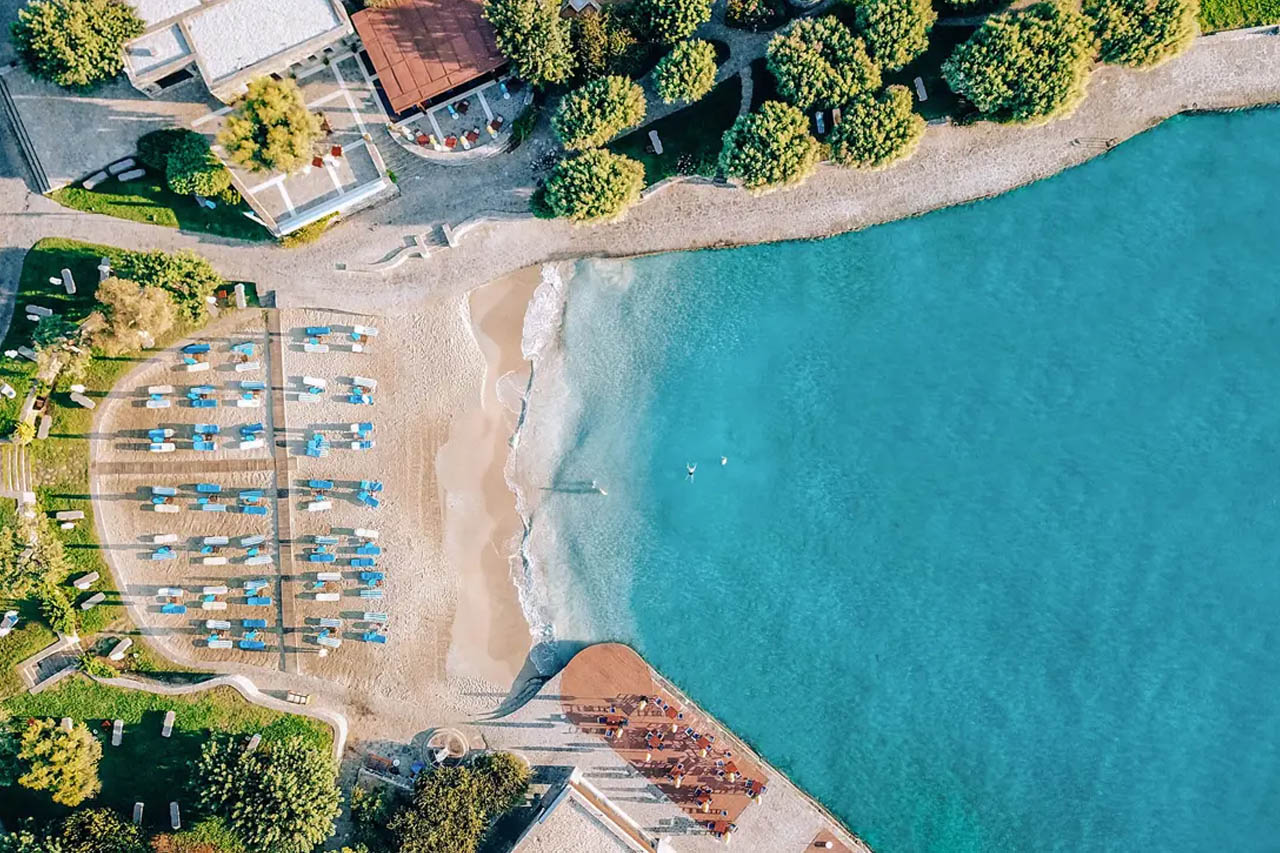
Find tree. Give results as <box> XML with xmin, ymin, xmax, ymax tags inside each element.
<box><xmin>852</xmin><ymin>0</ymin><xmax>936</xmax><ymax>72</ymax></box>
<box><xmin>31</xmin><ymin>316</ymin><xmax>78</xmax><ymax>352</ymax></box>
<box><xmin>17</xmin><ymin>719</ymin><xmax>102</xmax><ymax>807</ymax></box>
<box><xmin>9</xmin><ymin>0</ymin><xmax>143</xmax><ymax>89</ymax></box>
<box><xmin>551</xmin><ymin>75</ymin><xmax>646</xmax><ymax>150</ymax></box>
<box><xmin>37</xmin><ymin>584</ymin><xmax>77</xmax><ymax>634</ymax></box>
<box><xmin>116</xmin><ymin>250</ymin><xmax>224</xmax><ymax>321</ymax></box>
<box><xmin>544</xmin><ymin>150</ymin><xmax>645</xmax><ymax>222</ymax></box>
<box><xmin>165</xmin><ymin>133</ymin><xmax>231</xmax><ymax>198</ymax></box>
<box><xmin>0</xmin><ymin>520</ymin><xmax>43</xmax><ymax>597</ymax></box>
<box><xmin>137</xmin><ymin>129</ymin><xmax>196</xmax><ymax>171</ymax></box>
<box><xmin>347</xmin><ymin>786</ymin><xmax>393</xmax><ymax>852</ymax></box>
<box><xmin>54</xmin><ymin>809</ymin><xmax>147</xmax><ymax>853</ymax></box>
<box><xmin>389</xmin><ymin>767</ymin><xmax>487</xmax><ymax>853</ymax></box>
<box><xmin>11</xmin><ymin>421</ymin><xmax>36</xmax><ymax>448</ymax></box>
<box><xmin>654</xmin><ymin>40</ymin><xmax>718</xmax><ymax>104</ymax></box>
<box><xmin>570</xmin><ymin>8</ymin><xmax>640</xmax><ymax>80</ymax></box>
<box><xmin>195</xmin><ymin>736</ymin><xmax>340</xmax><ymax>853</ymax></box>
<box><xmin>484</xmin><ymin>0</ymin><xmax>576</xmax><ymax>87</ymax></box>
<box><xmin>719</xmin><ymin>100</ymin><xmax>819</xmax><ymax>192</ymax></box>
<box><xmin>471</xmin><ymin>752</ymin><xmax>531</xmax><ymax>817</ymax></box>
<box><xmin>91</xmin><ymin>277</ymin><xmax>177</xmax><ymax>356</ymax></box>
<box><xmin>0</xmin><ymin>826</ymin><xmax>64</xmax><ymax>853</ymax></box>
<box><xmin>767</xmin><ymin>16</ymin><xmax>881</xmax><ymax>111</ymax></box>
<box><xmin>217</xmin><ymin>78</ymin><xmax>320</xmax><ymax>174</ymax></box>
<box><xmin>635</xmin><ymin>0</ymin><xmax>713</xmax><ymax>43</ymax></box>
<box><xmin>829</xmin><ymin>85</ymin><xmax>926</xmax><ymax>168</ymax></box>
<box><xmin>942</xmin><ymin>2</ymin><xmax>1095</xmax><ymax>124</ymax></box>
<box><xmin>1084</xmin><ymin>0</ymin><xmax>1197</xmax><ymax>68</ymax></box>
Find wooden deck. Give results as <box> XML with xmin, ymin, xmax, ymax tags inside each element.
<box><xmin>560</xmin><ymin>643</ymin><xmax>771</xmax><ymax>845</ymax></box>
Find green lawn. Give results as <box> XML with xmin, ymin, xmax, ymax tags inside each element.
<box><xmin>1</xmin><ymin>238</ymin><xmax>249</xmax><ymax>696</ymax></box>
<box><xmin>48</xmin><ymin>175</ymin><xmax>271</xmax><ymax>243</ymax></box>
<box><xmin>1198</xmin><ymin>0</ymin><xmax>1280</xmax><ymax>29</ymax></box>
<box><xmin>2</xmin><ymin>677</ymin><xmax>332</xmax><ymax>831</ymax></box>
<box><xmin>610</xmin><ymin>74</ymin><xmax>743</xmax><ymax>184</ymax></box>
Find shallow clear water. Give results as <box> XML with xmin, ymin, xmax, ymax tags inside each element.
<box><xmin>526</xmin><ymin>109</ymin><xmax>1280</xmax><ymax>852</ymax></box>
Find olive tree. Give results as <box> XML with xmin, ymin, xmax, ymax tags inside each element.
<box><xmin>654</xmin><ymin>40</ymin><xmax>719</xmax><ymax>104</ymax></box>
<box><xmin>852</xmin><ymin>0</ymin><xmax>936</xmax><ymax>72</ymax></box>
<box><xmin>217</xmin><ymin>77</ymin><xmax>321</xmax><ymax>173</ymax></box>
<box><xmin>1084</xmin><ymin>0</ymin><xmax>1197</xmax><ymax>68</ymax></box>
<box><xmin>116</xmin><ymin>249</ymin><xmax>224</xmax><ymax>321</ymax></box>
<box><xmin>10</xmin><ymin>0</ymin><xmax>143</xmax><ymax>89</ymax></box>
<box><xmin>17</xmin><ymin>719</ymin><xmax>102</xmax><ymax>807</ymax></box>
<box><xmin>767</xmin><ymin>17</ymin><xmax>881</xmax><ymax>111</ymax></box>
<box><xmin>195</xmin><ymin>736</ymin><xmax>340</xmax><ymax>853</ymax></box>
<box><xmin>544</xmin><ymin>149</ymin><xmax>645</xmax><ymax>222</ymax></box>
<box><xmin>829</xmin><ymin>85</ymin><xmax>926</xmax><ymax>168</ymax></box>
<box><xmin>942</xmin><ymin>2</ymin><xmax>1095</xmax><ymax>124</ymax></box>
<box><xmin>636</xmin><ymin>0</ymin><xmax>713</xmax><ymax>43</ymax></box>
<box><xmin>551</xmin><ymin>75</ymin><xmax>646</xmax><ymax>149</ymax></box>
<box><xmin>90</xmin><ymin>277</ymin><xmax>177</xmax><ymax>356</ymax></box>
<box><xmin>719</xmin><ymin>100</ymin><xmax>819</xmax><ymax>191</ymax></box>
<box><xmin>484</xmin><ymin>0</ymin><xmax>576</xmax><ymax>86</ymax></box>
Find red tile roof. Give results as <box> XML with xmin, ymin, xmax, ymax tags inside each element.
<box><xmin>353</xmin><ymin>0</ymin><xmax>505</xmax><ymax>113</ymax></box>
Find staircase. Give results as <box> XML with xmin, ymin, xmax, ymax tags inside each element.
<box><xmin>0</xmin><ymin>440</ymin><xmax>34</xmax><ymax>502</ymax></box>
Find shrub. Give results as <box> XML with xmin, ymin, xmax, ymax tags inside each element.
<box><xmin>165</xmin><ymin>133</ymin><xmax>231</xmax><ymax>197</ymax></box>
<box><xmin>116</xmin><ymin>249</ymin><xmax>225</xmax><ymax>321</ymax></box>
<box><xmin>216</xmin><ymin>183</ymin><xmax>242</xmax><ymax>206</ymax></box>
<box><xmin>77</xmin><ymin>654</ymin><xmax>116</xmax><ymax>679</ymax></box>
<box><xmin>654</xmin><ymin>40</ymin><xmax>719</xmax><ymax>104</ymax></box>
<box><xmin>150</xmin><ymin>817</ymin><xmax>246</xmax><ymax>853</ymax></box>
<box><xmin>217</xmin><ymin>77</ymin><xmax>321</xmax><ymax>174</ymax></box>
<box><xmin>17</xmin><ymin>719</ymin><xmax>102</xmax><ymax>806</ymax></box>
<box><xmin>829</xmin><ymin>85</ymin><xmax>926</xmax><ymax>168</ymax></box>
<box><xmin>389</xmin><ymin>756</ymin><xmax>530</xmax><ymax>853</ymax></box>
<box><xmin>726</xmin><ymin>0</ymin><xmax>786</xmax><ymax>30</ymax></box>
<box><xmin>10</xmin><ymin>0</ymin><xmax>143</xmax><ymax>89</ymax></box>
<box><xmin>570</xmin><ymin>7</ymin><xmax>642</xmax><ymax>80</ymax></box>
<box><xmin>137</xmin><ymin>128</ymin><xmax>198</xmax><ymax>171</ymax></box>
<box><xmin>279</xmin><ymin>213</ymin><xmax>338</xmax><ymax>248</ymax></box>
<box><xmin>852</xmin><ymin>0</ymin><xmax>936</xmax><ymax>72</ymax></box>
<box><xmin>348</xmin><ymin>786</ymin><xmax>394</xmax><ymax>850</ymax></box>
<box><xmin>0</xmin><ymin>523</ymin><xmax>43</xmax><ymax>597</ymax></box>
<box><xmin>943</xmin><ymin>2</ymin><xmax>1094</xmax><ymax>124</ymax></box>
<box><xmin>55</xmin><ymin>807</ymin><xmax>147</xmax><ymax>853</ymax></box>
<box><xmin>544</xmin><ymin>149</ymin><xmax>645</xmax><ymax>222</ymax></box>
<box><xmin>767</xmin><ymin>16</ymin><xmax>881</xmax><ymax>111</ymax></box>
<box><xmin>9</xmin><ymin>421</ymin><xmax>35</xmax><ymax>448</ymax></box>
<box><xmin>719</xmin><ymin>100</ymin><xmax>819</xmax><ymax>191</ymax></box>
<box><xmin>471</xmin><ymin>752</ymin><xmax>531</xmax><ymax>816</ymax></box>
<box><xmin>38</xmin><ymin>584</ymin><xmax>77</xmax><ymax>634</ymax></box>
<box><xmin>484</xmin><ymin>0</ymin><xmax>576</xmax><ymax>87</ymax></box>
<box><xmin>1084</xmin><ymin>0</ymin><xmax>1198</xmax><ymax>67</ymax></box>
<box><xmin>552</xmin><ymin>75</ymin><xmax>646</xmax><ymax>149</ymax></box>
<box><xmin>636</xmin><ymin>0</ymin><xmax>713</xmax><ymax>43</ymax></box>
<box><xmin>195</xmin><ymin>736</ymin><xmax>340</xmax><ymax>853</ymax></box>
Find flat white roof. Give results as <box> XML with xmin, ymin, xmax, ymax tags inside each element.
<box><xmin>185</xmin><ymin>0</ymin><xmax>344</xmax><ymax>83</ymax></box>
<box><xmin>126</xmin><ymin>24</ymin><xmax>192</xmax><ymax>75</ymax></box>
<box><xmin>132</xmin><ymin>0</ymin><xmax>201</xmax><ymax>27</ymax></box>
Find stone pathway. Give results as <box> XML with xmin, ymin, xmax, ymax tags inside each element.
<box><xmin>265</xmin><ymin>310</ymin><xmax>298</xmax><ymax>675</ymax></box>
<box><xmin>738</xmin><ymin>65</ymin><xmax>754</xmax><ymax>117</ymax></box>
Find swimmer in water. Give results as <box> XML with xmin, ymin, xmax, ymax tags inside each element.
<box><xmin>720</xmin><ymin>456</ymin><xmax>728</xmax><ymax>466</ymax></box>
<box><xmin>686</xmin><ymin>463</ymin><xmax>697</xmax><ymax>481</ymax></box>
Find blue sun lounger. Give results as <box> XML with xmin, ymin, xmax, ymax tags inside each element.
<box><xmin>161</xmin><ymin>603</ymin><xmax>186</xmax><ymax>614</ymax></box>
<box><xmin>183</xmin><ymin>343</ymin><xmax>211</xmax><ymax>354</ymax></box>
<box><xmin>359</xmin><ymin>480</ymin><xmax>384</xmax><ymax>492</ymax></box>
<box><xmin>244</xmin><ymin>578</ymin><xmax>268</xmax><ymax>591</ymax></box>
<box><xmin>355</xmin><ymin>544</ymin><xmax>381</xmax><ymax>556</ymax></box>
<box><xmin>147</xmin><ymin>428</ymin><xmax>171</xmax><ymax>441</ymax></box>
<box><xmin>240</xmin><ymin>534</ymin><xmax>266</xmax><ymax>547</ymax></box>
<box><xmin>358</xmin><ymin>588</ymin><xmax>383</xmax><ymax>599</ymax></box>
<box><xmin>353</xmin><ymin>422</ymin><xmax>373</xmax><ymax>436</ymax></box>
<box><xmin>347</xmin><ymin>393</ymin><xmax>373</xmax><ymax>405</ymax></box>
<box><xmin>246</xmin><ymin>596</ymin><xmax>271</xmax><ymax>606</ymax></box>
<box><xmin>359</xmin><ymin>571</ymin><xmax>384</xmax><ymax>583</ymax></box>
<box><xmin>231</xmin><ymin>342</ymin><xmax>255</xmax><ymax>355</ymax></box>
<box><xmin>313</xmin><ymin>535</ymin><xmax>340</xmax><ymax>546</ymax></box>
<box><xmin>196</xmin><ymin>482</ymin><xmax>221</xmax><ymax>493</ymax></box>
<box><xmin>239</xmin><ymin>380</ymin><xmax>266</xmax><ymax>391</ymax></box>
<box><xmin>151</xmin><ymin>547</ymin><xmax>175</xmax><ymax>560</ymax></box>
<box><xmin>150</xmin><ymin>496</ymin><xmax>172</xmax><ymax>505</ymax></box>
<box><xmin>351</xmin><ymin>557</ymin><xmax>375</xmax><ymax>568</ymax></box>
<box><xmin>191</xmin><ymin>398</ymin><xmax>215</xmax><ymax>408</ymax></box>
<box><xmin>309</xmin><ymin>552</ymin><xmax>336</xmax><ymax>563</ymax></box>
<box><xmin>194</xmin><ymin>440</ymin><xmax>216</xmax><ymax>451</ymax></box>
<box><xmin>305</xmin><ymin>326</ymin><xmax>331</xmax><ymax>336</ymax></box>
<box><xmin>239</xmin><ymin>489</ymin><xmax>264</xmax><ymax>502</ymax></box>
<box><xmin>362</xmin><ymin>631</ymin><xmax>388</xmax><ymax>644</ymax></box>
<box><xmin>239</xmin><ymin>639</ymin><xmax>266</xmax><ymax>651</ymax></box>
<box><xmin>242</xmin><ymin>618</ymin><xmax>267</xmax><ymax>629</ymax></box>
<box><xmin>356</xmin><ymin>491</ymin><xmax>379</xmax><ymax>509</ymax></box>
<box><xmin>363</xmin><ymin>611</ymin><xmax>388</xmax><ymax>623</ymax></box>
<box><xmin>194</xmin><ymin>423</ymin><xmax>220</xmax><ymax>435</ymax></box>
<box><xmin>243</xmin><ymin>505</ymin><xmax>268</xmax><ymax>516</ymax></box>
<box><xmin>200</xmin><ymin>503</ymin><xmax>227</xmax><ymax>512</ymax></box>
<box><xmin>152</xmin><ymin>485</ymin><xmax>178</xmax><ymax>496</ymax></box>
<box><xmin>308</xmin><ymin>479</ymin><xmax>334</xmax><ymax>490</ymax></box>
<box><xmin>240</xmin><ymin>422</ymin><xmax>264</xmax><ymax>436</ymax></box>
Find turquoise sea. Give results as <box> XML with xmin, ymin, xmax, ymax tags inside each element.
<box><xmin>522</xmin><ymin>108</ymin><xmax>1280</xmax><ymax>851</ymax></box>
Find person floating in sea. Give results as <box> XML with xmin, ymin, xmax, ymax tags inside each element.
<box><xmin>686</xmin><ymin>463</ymin><xmax>697</xmax><ymax>482</ymax></box>
<box><xmin>591</xmin><ymin>479</ymin><xmax>607</xmax><ymax>496</ymax></box>
<box><xmin>720</xmin><ymin>456</ymin><xmax>727</xmax><ymax>466</ymax></box>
